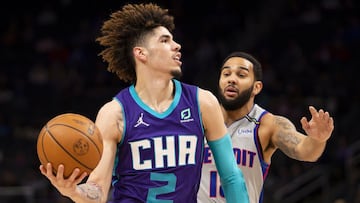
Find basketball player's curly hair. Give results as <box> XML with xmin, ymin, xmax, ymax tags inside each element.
<box><xmin>96</xmin><ymin>3</ymin><xmax>175</xmax><ymax>84</ymax></box>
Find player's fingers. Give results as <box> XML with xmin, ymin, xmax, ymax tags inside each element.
<box><xmin>328</xmin><ymin>117</ymin><xmax>334</xmax><ymax>130</ymax></box>
<box><xmin>64</xmin><ymin>168</ymin><xmax>83</xmax><ymax>187</ymax></box>
<box><xmin>300</xmin><ymin>117</ymin><xmax>308</xmax><ymax>129</ymax></box>
<box><xmin>43</xmin><ymin>163</ymin><xmax>59</xmax><ymax>184</ymax></box>
<box><xmin>327</xmin><ymin>111</ymin><xmax>334</xmax><ymax>120</ymax></box>
<box><xmin>56</xmin><ymin>164</ymin><xmax>65</xmax><ymax>180</ymax></box>
<box><xmin>46</xmin><ymin>163</ymin><xmax>55</xmax><ymax>177</ymax></box>
<box><xmin>39</xmin><ymin>164</ymin><xmax>47</xmax><ymax>175</ymax></box>
<box><xmin>308</xmin><ymin>106</ymin><xmax>318</xmax><ymax>117</ymax></box>
<box><xmin>318</xmin><ymin>109</ymin><xmax>325</xmax><ymax>118</ymax></box>
<box><xmin>75</xmin><ymin>172</ymin><xmax>88</xmax><ymax>185</ymax></box>
<box><xmin>68</xmin><ymin>168</ymin><xmax>81</xmax><ymax>181</ymax></box>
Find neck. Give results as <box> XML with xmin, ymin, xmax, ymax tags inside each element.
<box><xmin>134</xmin><ymin>78</ymin><xmax>175</xmax><ymax>113</ymax></box>
<box><xmin>222</xmin><ymin>102</ymin><xmax>254</xmax><ymax>126</ymax></box>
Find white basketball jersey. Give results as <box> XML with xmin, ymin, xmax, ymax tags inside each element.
<box><xmin>198</xmin><ymin>104</ymin><xmax>270</xmax><ymax>203</ymax></box>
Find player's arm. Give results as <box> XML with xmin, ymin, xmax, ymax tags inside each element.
<box><xmin>74</xmin><ymin>99</ymin><xmax>123</xmax><ymax>202</ymax></box>
<box><xmin>199</xmin><ymin>89</ymin><xmax>249</xmax><ymax>203</ymax></box>
<box><xmin>77</xmin><ymin>99</ymin><xmax>123</xmax><ymax>202</ymax></box>
<box><xmin>270</xmin><ymin>106</ymin><xmax>334</xmax><ymax>162</ymax></box>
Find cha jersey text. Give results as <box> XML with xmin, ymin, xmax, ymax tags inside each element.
<box><xmin>129</xmin><ymin>135</ymin><xmax>198</xmax><ymax>170</ymax></box>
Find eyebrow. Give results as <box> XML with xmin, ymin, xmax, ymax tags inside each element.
<box><xmin>221</xmin><ymin>66</ymin><xmax>249</xmax><ymax>71</ymax></box>
<box><xmin>159</xmin><ymin>34</ymin><xmax>172</xmax><ymax>40</ymax></box>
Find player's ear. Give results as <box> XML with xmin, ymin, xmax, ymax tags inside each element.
<box><xmin>133</xmin><ymin>46</ymin><xmax>147</xmax><ymax>62</ymax></box>
<box><xmin>253</xmin><ymin>81</ymin><xmax>263</xmax><ymax>95</ymax></box>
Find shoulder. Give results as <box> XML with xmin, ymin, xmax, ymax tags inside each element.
<box><xmin>261</xmin><ymin>113</ymin><xmax>295</xmax><ymax>129</ymax></box>
<box><xmin>257</xmin><ymin>112</ymin><xmax>276</xmax><ymax>139</ymax></box>
<box><xmin>197</xmin><ymin>89</ymin><xmax>222</xmax><ymax>123</ymax></box>
<box><xmin>97</xmin><ymin>99</ymin><xmax>122</xmax><ymax>117</ymax></box>
<box><xmin>259</xmin><ymin>112</ymin><xmax>293</xmax><ymax>131</ymax></box>
<box><xmin>258</xmin><ymin>113</ymin><xmax>296</xmax><ymax>142</ymax></box>
<box><xmin>95</xmin><ymin>99</ymin><xmax>124</xmax><ymax>143</ymax></box>
<box><xmin>197</xmin><ymin>88</ymin><xmax>227</xmax><ymax>141</ymax></box>
<box><xmin>197</xmin><ymin>88</ymin><xmax>219</xmax><ymax>107</ymax></box>
<box><xmin>178</xmin><ymin>83</ymin><xmax>219</xmax><ymax>109</ymax></box>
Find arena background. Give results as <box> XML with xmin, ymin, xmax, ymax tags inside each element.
<box><xmin>0</xmin><ymin>0</ymin><xmax>359</xmax><ymax>202</ymax></box>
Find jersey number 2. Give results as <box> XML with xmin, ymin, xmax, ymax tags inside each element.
<box><xmin>147</xmin><ymin>172</ymin><xmax>176</xmax><ymax>202</ymax></box>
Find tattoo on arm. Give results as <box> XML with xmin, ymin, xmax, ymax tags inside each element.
<box><xmin>77</xmin><ymin>183</ymin><xmax>102</xmax><ymax>202</ymax></box>
<box><xmin>274</xmin><ymin>116</ymin><xmax>301</xmax><ymax>158</ymax></box>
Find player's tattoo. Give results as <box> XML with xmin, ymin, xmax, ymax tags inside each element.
<box><xmin>275</xmin><ymin>116</ymin><xmax>300</xmax><ymax>158</ymax></box>
<box><xmin>275</xmin><ymin>116</ymin><xmax>295</xmax><ymax>131</ymax></box>
<box><xmin>77</xmin><ymin>182</ymin><xmax>102</xmax><ymax>202</ymax></box>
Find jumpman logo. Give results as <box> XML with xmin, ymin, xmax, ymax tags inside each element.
<box><xmin>134</xmin><ymin>113</ymin><xmax>150</xmax><ymax>127</ymax></box>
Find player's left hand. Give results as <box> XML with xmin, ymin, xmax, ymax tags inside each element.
<box><xmin>300</xmin><ymin>106</ymin><xmax>334</xmax><ymax>143</ymax></box>
<box><xmin>39</xmin><ymin>163</ymin><xmax>87</xmax><ymax>198</ymax></box>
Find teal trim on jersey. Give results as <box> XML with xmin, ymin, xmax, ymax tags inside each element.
<box><xmin>112</xmin><ymin>146</ymin><xmax>120</xmax><ymax>186</ymax></box>
<box><xmin>195</xmin><ymin>87</ymin><xmax>205</xmax><ymax>135</ymax></box>
<box><xmin>196</xmin><ymin>87</ymin><xmax>206</xmax><ymax>163</ymax></box>
<box><xmin>113</xmin><ymin>97</ymin><xmax>126</xmax><ymax>145</ymax></box>
<box><xmin>207</xmin><ymin>134</ymin><xmax>250</xmax><ymax>203</ymax></box>
<box><xmin>112</xmin><ymin>97</ymin><xmax>126</xmax><ymax>186</ymax></box>
<box><xmin>129</xmin><ymin>79</ymin><xmax>181</xmax><ymax>119</ymax></box>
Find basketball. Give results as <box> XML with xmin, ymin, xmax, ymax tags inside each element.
<box><xmin>37</xmin><ymin>113</ymin><xmax>103</xmax><ymax>178</ymax></box>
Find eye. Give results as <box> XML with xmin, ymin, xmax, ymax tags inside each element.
<box><xmin>222</xmin><ymin>72</ymin><xmax>230</xmax><ymax>77</ymax></box>
<box><xmin>160</xmin><ymin>36</ymin><xmax>171</xmax><ymax>43</ymax></box>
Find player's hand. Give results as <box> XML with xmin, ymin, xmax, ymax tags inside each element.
<box><xmin>300</xmin><ymin>106</ymin><xmax>334</xmax><ymax>143</ymax></box>
<box><xmin>39</xmin><ymin>163</ymin><xmax>88</xmax><ymax>197</ymax></box>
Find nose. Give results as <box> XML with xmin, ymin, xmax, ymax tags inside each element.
<box><xmin>173</xmin><ymin>41</ymin><xmax>181</xmax><ymax>51</ymax></box>
<box><xmin>227</xmin><ymin>74</ymin><xmax>236</xmax><ymax>84</ymax></box>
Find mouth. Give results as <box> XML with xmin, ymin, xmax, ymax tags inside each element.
<box><xmin>173</xmin><ymin>53</ymin><xmax>182</xmax><ymax>65</ymax></box>
<box><xmin>224</xmin><ymin>86</ymin><xmax>238</xmax><ymax>97</ymax></box>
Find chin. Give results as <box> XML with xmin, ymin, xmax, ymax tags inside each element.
<box><xmin>171</xmin><ymin>69</ymin><xmax>182</xmax><ymax>79</ymax></box>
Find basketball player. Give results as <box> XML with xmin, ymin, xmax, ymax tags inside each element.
<box><xmin>197</xmin><ymin>52</ymin><xmax>334</xmax><ymax>203</ymax></box>
<box><xmin>39</xmin><ymin>4</ymin><xmax>249</xmax><ymax>203</ymax></box>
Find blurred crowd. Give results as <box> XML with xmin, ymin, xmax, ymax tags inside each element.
<box><xmin>0</xmin><ymin>0</ymin><xmax>359</xmax><ymax>202</ymax></box>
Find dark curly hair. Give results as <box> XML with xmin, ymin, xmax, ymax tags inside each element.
<box><xmin>96</xmin><ymin>3</ymin><xmax>175</xmax><ymax>83</ymax></box>
<box><xmin>221</xmin><ymin>52</ymin><xmax>263</xmax><ymax>81</ymax></box>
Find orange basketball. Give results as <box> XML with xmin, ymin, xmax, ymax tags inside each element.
<box><xmin>37</xmin><ymin>113</ymin><xmax>103</xmax><ymax>178</ymax></box>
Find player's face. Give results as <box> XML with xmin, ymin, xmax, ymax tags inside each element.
<box><xmin>145</xmin><ymin>26</ymin><xmax>182</xmax><ymax>79</ymax></box>
<box><xmin>218</xmin><ymin>57</ymin><xmax>255</xmax><ymax>110</ymax></box>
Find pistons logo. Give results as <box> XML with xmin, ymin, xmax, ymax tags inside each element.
<box><xmin>73</xmin><ymin>139</ymin><xmax>89</xmax><ymax>155</ymax></box>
